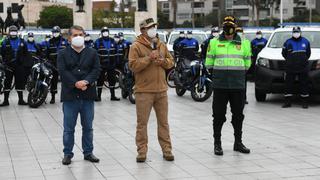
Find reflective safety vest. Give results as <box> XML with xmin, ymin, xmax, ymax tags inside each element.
<box><xmin>205</xmin><ymin>34</ymin><xmax>251</xmax><ymax>89</ymax></box>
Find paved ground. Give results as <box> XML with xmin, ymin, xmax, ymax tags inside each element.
<box><xmin>1</xmin><ymin>83</ymin><xmax>320</xmax><ymax>180</ymax></box>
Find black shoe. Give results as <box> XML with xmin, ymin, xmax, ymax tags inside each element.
<box><xmin>233</xmin><ymin>142</ymin><xmax>250</xmax><ymax>154</ymax></box>
<box><xmin>214</xmin><ymin>143</ymin><xmax>223</xmax><ymax>156</ymax></box>
<box><xmin>84</xmin><ymin>154</ymin><xmax>100</xmax><ymax>163</ymax></box>
<box><xmin>0</xmin><ymin>101</ymin><xmax>9</xmax><ymax>106</ymax></box>
<box><xmin>302</xmin><ymin>104</ymin><xmax>308</xmax><ymax>109</ymax></box>
<box><xmin>111</xmin><ymin>96</ymin><xmax>120</xmax><ymax>101</ymax></box>
<box><xmin>18</xmin><ymin>100</ymin><xmax>28</xmax><ymax>105</ymax></box>
<box><xmin>50</xmin><ymin>98</ymin><xmax>55</xmax><ymax>104</ymax></box>
<box><xmin>282</xmin><ymin>102</ymin><xmax>291</xmax><ymax>108</ymax></box>
<box><xmin>95</xmin><ymin>96</ymin><xmax>101</xmax><ymax>102</ymax></box>
<box><xmin>245</xmin><ymin>100</ymin><xmax>248</xmax><ymax>104</ymax></box>
<box><xmin>62</xmin><ymin>156</ymin><xmax>72</xmax><ymax>165</ymax></box>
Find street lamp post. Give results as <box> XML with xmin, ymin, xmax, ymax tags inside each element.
<box><xmin>280</xmin><ymin>0</ymin><xmax>283</xmax><ymax>27</ymax></box>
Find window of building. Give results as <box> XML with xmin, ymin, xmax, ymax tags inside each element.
<box><xmin>283</xmin><ymin>9</ymin><xmax>288</xmax><ymax>14</ymax></box>
<box><xmin>0</xmin><ymin>3</ymin><xmax>3</xmax><ymax>13</ymax></box>
<box><xmin>192</xmin><ymin>2</ymin><xmax>204</xmax><ymax>8</ymax></box>
<box><xmin>163</xmin><ymin>2</ymin><xmax>169</xmax><ymax>9</ymax></box>
<box><xmin>12</xmin><ymin>3</ymin><xmax>19</xmax><ymax>13</ymax></box>
<box><xmin>212</xmin><ymin>1</ymin><xmax>219</xmax><ymax>8</ymax></box>
<box><xmin>178</xmin><ymin>13</ymin><xmax>191</xmax><ymax>20</ymax></box>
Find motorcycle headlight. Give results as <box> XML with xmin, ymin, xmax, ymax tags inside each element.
<box><xmin>44</xmin><ymin>69</ymin><xmax>50</xmax><ymax>76</ymax></box>
<box><xmin>257</xmin><ymin>58</ymin><xmax>270</xmax><ymax>68</ymax></box>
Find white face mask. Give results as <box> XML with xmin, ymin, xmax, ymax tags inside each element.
<box><xmin>179</xmin><ymin>34</ymin><xmax>185</xmax><ymax>38</ymax></box>
<box><xmin>45</xmin><ymin>38</ymin><xmax>50</xmax><ymax>42</ymax></box>
<box><xmin>212</xmin><ymin>32</ymin><xmax>219</xmax><ymax>37</ymax></box>
<box><xmin>53</xmin><ymin>32</ymin><xmax>60</xmax><ymax>38</ymax></box>
<box><xmin>187</xmin><ymin>34</ymin><xmax>192</xmax><ymax>39</ymax></box>
<box><xmin>256</xmin><ymin>34</ymin><xmax>262</xmax><ymax>39</ymax></box>
<box><xmin>71</xmin><ymin>36</ymin><xmax>85</xmax><ymax>48</ymax></box>
<box><xmin>84</xmin><ymin>36</ymin><xmax>91</xmax><ymax>41</ymax></box>
<box><xmin>10</xmin><ymin>31</ymin><xmax>18</xmax><ymax>36</ymax></box>
<box><xmin>114</xmin><ymin>38</ymin><xmax>120</xmax><ymax>43</ymax></box>
<box><xmin>28</xmin><ymin>37</ymin><xmax>34</xmax><ymax>42</ymax></box>
<box><xmin>293</xmin><ymin>32</ymin><xmax>301</xmax><ymax>39</ymax></box>
<box><xmin>147</xmin><ymin>28</ymin><xmax>157</xmax><ymax>38</ymax></box>
<box><xmin>120</xmin><ymin>37</ymin><xmax>124</xmax><ymax>40</ymax></box>
<box><xmin>102</xmin><ymin>32</ymin><xmax>109</xmax><ymax>37</ymax></box>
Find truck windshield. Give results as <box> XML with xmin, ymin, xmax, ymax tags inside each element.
<box><xmin>268</xmin><ymin>31</ymin><xmax>320</xmax><ymax>48</ymax></box>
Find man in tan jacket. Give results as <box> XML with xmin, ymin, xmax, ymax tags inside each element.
<box><xmin>129</xmin><ymin>18</ymin><xmax>174</xmax><ymax>162</ymax></box>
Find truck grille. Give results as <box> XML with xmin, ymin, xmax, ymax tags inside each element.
<box><xmin>269</xmin><ymin>60</ymin><xmax>318</xmax><ymax>71</ymax></box>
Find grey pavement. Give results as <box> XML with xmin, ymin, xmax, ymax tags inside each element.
<box><xmin>1</xmin><ymin>82</ymin><xmax>320</xmax><ymax>180</ymax></box>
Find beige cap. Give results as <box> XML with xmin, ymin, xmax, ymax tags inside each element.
<box><xmin>139</xmin><ymin>18</ymin><xmax>158</xmax><ymax>29</ymax></box>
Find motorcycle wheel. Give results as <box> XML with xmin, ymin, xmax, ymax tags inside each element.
<box><xmin>104</xmin><ymin>69</ymin><xmax>122</xmax><ymax>89</ymax></box>
<box><xmin>128</xmin><ymin>91</ymin><xmax>136</xmax><ymax>104</ymax></box>
<box><xmin>166</xmin><ymin>69</ymin><xmax>176</xmax><ymax>88</ymax></box>
<box><xmin>175</xmin><ymin>86</ymin><xmax>186</xmax><ymax>96</ymax></box>
<box><xmin>28</xmin><ymin>88</ymin><xmax>48</xmax><ymax>108</ymax></box>
<box><xmin>121</xmin><ymin>88</ymin><xmax>129</xmax><ymax>99</ymax></box>
<box><xmin>191</xmin><ymin>80</ymin><xmax>213</xmax><ymax>102</ymax></box>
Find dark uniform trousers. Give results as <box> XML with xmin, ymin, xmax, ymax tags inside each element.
<box><xmin>212</xmin><ymin>89</ymin><xmax>245</xmax><ymax>143</ymax></box>
<box><xmin>285</xmin><ymin>71</ymin><xmax>309</xmax><ymax>97</ymax></box>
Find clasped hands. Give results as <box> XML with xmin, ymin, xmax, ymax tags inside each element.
<box><xmin>75</xmin><ymin>80</ymin><xmax>88</xmax><ymax>91</ymax></box>
<box><xmin>149</xmin><ymin>51</ymin><xmax>164</xmax><ymax>66</ymax></box>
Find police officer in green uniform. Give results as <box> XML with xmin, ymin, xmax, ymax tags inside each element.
<box><xmin>205</xmin><ymin>16</ymin><xmax>251</xmax><ymax>156</ymax></box>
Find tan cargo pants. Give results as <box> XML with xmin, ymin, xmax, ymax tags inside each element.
<box><xmin>135</xmin><ymin>91</ymin><xmax>172</xmax><ymax>154</ymax></box>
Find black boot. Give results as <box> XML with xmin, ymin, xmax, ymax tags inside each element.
<box><xmin>214</xmin><ymin>141</ymin><xmax>223</xmax><ymax>156</ymax></box>
<box><xmin>50</xmin><ymin>93</ymin><xmax>55</xmax><ymax>104</ymax></box>
<box><xmin>0</xmin><ymin>91</ymin><xmax>10</xmax><ymax>106</ymax></box>
<box><xmin>95</xmin><ymin>88</ymin><xmax>102</xmax><ymax>102</ymax></box>
<box><xmin>233</xmin><ymin>133</ymin><xmax>250</xmax><ymax>154</ymax></box>
<box><xmin>18</xmin><ymin>91</ymin><xmax>28</xmax><ymax>105</ymax></box>
<box><xmin>282</xmin><ymin>96</ymin><xmax>292</xmax><ymax>108</ymax></box>
<box><xmin>301</xmin><ymin>96</ymin><xmax>309</xmax><ymax>109</ymax></box>
<box><xmin>110</xmin><ymin>88</ymin><xmax>120</xmax><ymax>101</ymax></box>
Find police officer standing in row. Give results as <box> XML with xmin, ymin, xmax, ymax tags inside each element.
<box><xmin>46</xmin><ymin>26</ymin><xmax>68</xmax><ymax>104</ymax></box>
<box><xmin>201</xmin><ymin>26</ymin><xmax>219</xmax><ymax>59</ymax></box>
<box><xmin>173</xmin><ymin>31</ymin><xmax>185</xmax><ymax>57</ymax></box>
<box><xmin>25</xmin><ymin>32</ymin><xmax>41</xmax><ymax>77</ymax></box>
<box><xmin>118</xmin><ymin>32</ymin><xmax>132</xmax><ymax>48</ymax></box>
<box><xmin>84</xmin><ymin>33</ymin><xmax>94</xmax><ymax>48</ymax></box>
<box><xmin>94</xmin><ymin>27</ymin><xmax>120</xmax><ymax>101</ymax></box>
<box><xmin>205</xmin><ymin>16</ymin><xmax>251</xmax><ymax>156</ymax></box>
<box><xmin>40</xmin><ymin>34</ymin><xmax>51</xmax><ymax>52</ymax></box>
<box><xmin>282</xmin><ymin>27</ymin><xmax>311</xmax><ymax>109</ymax></box>
<box><xmin>0</xmin><ymin>25</ymin><xmax>28</xmax><ymax>106</ymax></box>
<box><xmin>114</xmin><ymin>34</ymin><xmax>126</xmax><ymax>72</ymax></box>
<box><xmin>250</xmin><ymin>31</ymin><xmax>268</xmax><ymax>76</ymax></box>
<box><xmin>178</xmin><ymin>31</ymin><xmax>199</xmax><ymax>60</ymax></box>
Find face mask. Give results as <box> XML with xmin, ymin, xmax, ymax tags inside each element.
<box><xmin>256</xmin><ymin>35</ymin><xmax>262</xmax><ymax>39</ymax></box>
<box><xmin>71</xmin><ymin>36</ymin><xmax>85</xmax><ymax>47</ymax></box>
<box><xmin>28</xmin><ymin>37</ymin><xmax>34</xmax><ymax>42</ymax></box>
<box><xmin>114</xmin><ymin>38</ymin><xmax>120</xmax><ymax>43</ymax></box>
<box><xmin>10</xmin><ymin>31</ymin><xmax>18</xmax><ymax>37</ymax></box>
<box><xmin>45</xmin><ymin>38</ymin><xmax>50</xmax><ymax>42</ymax></box>
<box><xmin>212</xmin><ymin>32</ymin><xmax>219</xmax><ymax>37</ymax></box>
<box><xmin>102</xmin><ymin>32</ymin><xmax>109</xmax><ymax>37</ymax></box>
<box><xmin>84</xmin><ymin>36</ymin><xmax>91</xmax><ymax>41</ymax></box>
<box><xmin>187</xmin><ymin>34</ymin><xmax>192</xmax><ymax>39</ymax></box>
<box><xmin>53</xmin><ymin>32</ymin><xmax>60</xmax><ymax>38</ymax></box>
<box><xmin>238</xmin><ymin>33</ymin><xmax>244</xmax><ymax>37</ymax></box>
<box><xmin>147</xmin><ymin>28</ymin><xmax>157</xmax><ymax>38</ymax></box>
<box><xmin>293</xmin><ymin>32</ymin><xmax>301</xmax><ymax>39</ymax></box>
<box><xmin>120</xmin><ymin>37</ymin><xmax>124</xmax><ymax>40</ymax></box>
<box><xmin>179</xmin><ymin>34</ymin><xmax>185</xmax><ymax>38</ymax></box>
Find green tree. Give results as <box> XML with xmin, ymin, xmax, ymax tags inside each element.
<box><xmin>38</xmin><ymin>5</ymin><xmax>73</xmax><ymax>28</ymax></box>
<box><xmin>158</xmin><ymin>8</ymin><xmax>173</xmax><ymax>29</ymax></box>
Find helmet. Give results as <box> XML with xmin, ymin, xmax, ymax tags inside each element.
<box><xmin>9</xmin><ymin>25</ymin><xmax>18</xmax><ymax>32</ymax></box>
<box><xmin>52</xmin><ymin>26</ymin><xmax>61</xmax><ymax>33</ymax></box>
<box><xmin>101</xmin><ymin>26</ymin><xmax>109</xmax><ymax>33</ymax></box>
<box><xmin>235</xmin><ymin>27</ymin><xmax>243</xmax><ymax>33</ymax></box>
<box><xmin>27</xmin><ymin>32</ymin><xmax>34</xmax><ymax>37</ymax></box>
<box><xmin>118</xmin><ymin>32</ymin><xmax>124</xmax><ymax>37</ymax></box>
<box><xmin>187</xmin><ymin>30</ymin><xmax>192</xmax><ymax>35</ymax></box>
<box><xmin>293</xmin><ymin>26</ymin><xmax>301</xmax><ymax>33</ymax></box>
<box><xmin>211</xmin><ymin>26</ymin><xmax>219</xmax><ymax>33</ymax></box>
<box><xmin>223</xmin><ymin>15</ymin><xmax>236</xmax><ymax>24</ymax></box>
<box><xmin>114</xmin><ymin>34</ymin><xmax>120</xmax><ymax>39</ymax></box>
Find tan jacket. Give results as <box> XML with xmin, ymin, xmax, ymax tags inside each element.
<box><xmin>129</xmin><ymin>35</ymin><xmax>174</xmax><ymax>93</ymax></box>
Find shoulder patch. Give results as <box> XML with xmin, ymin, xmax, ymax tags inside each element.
<box><xmin>218</xmin><ymin>44</ymin><xmax>225</xmax><ymax>47</ymax></box>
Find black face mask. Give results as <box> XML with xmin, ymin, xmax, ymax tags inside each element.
<box><xmin>223</xmin><ymin>24</ymin><xmax>235</xmax><ymax>36</ymax></box>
